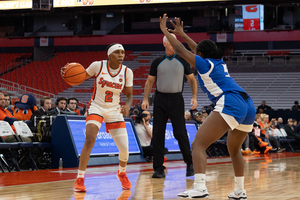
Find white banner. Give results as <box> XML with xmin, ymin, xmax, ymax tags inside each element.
<box><xmin>216</xmin><ymin>33</ymin><xmax>227</xmax><ymax>43</ymax></box>
<box><xmin>40</xmin><ymin>37</ymin><xmax>49</xmax><ymax>46</ymax></box>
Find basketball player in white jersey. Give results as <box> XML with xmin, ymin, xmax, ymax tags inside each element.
<box><xmin>61</xmin><ymin>43</ymin><xmax>133</xmax><ymax>192</ymax></box>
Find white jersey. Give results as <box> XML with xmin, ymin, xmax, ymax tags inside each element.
<box><xmin>86</xmin><ymin>60</ymin><xmax>133</xmax><ymax>108</ymax></box>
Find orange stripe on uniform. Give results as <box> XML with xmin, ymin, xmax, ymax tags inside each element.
<box><xmin>95</xmin><ymin>61</ymin><xmax>103</xmax><ymax>78</ymax></box>
<box><xmin>86</xmin><ymin>114</ymin><xmax>103</xmax><ymax>124</ymax></box>
<box><xmin>91</xmin><ymin>61</ymin><xmax>103</xmax><ymax>100</ymax></box>
<box><xmin>125</xmin><ymin>67</ymin><xmax>127</xmax><ymax>85</ymax></box>
<box><xmin>106</xmin><ymin>121</ymin><xmax>126</xmax><ymax>132</ymax></box>
<box><xmin>91</xmin><ymin>78</ymin><xmax>97</xmax><ymax>100</ymax></box>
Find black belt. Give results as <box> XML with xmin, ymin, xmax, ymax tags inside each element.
<box><xmin>239</xmin><ymin>91</ymin><xmax>250</xmax><ymax>101</ymax></box>
<box><xmin>155</xmin><ymin>90</ymin><xmax>182</xmax><ymax>96</ymax></box>
<box><xmin>215</xmin><ymin>91</ymin><xmax>250</xmax><ymax>105</ymax></box>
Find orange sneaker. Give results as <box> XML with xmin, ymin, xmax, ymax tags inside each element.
<box><xmin>117</xmin><ymin>170</ymin><xmax>131</xmax><ymax>190</ymax></box>
<box><xmin>259</xmin><ymin>141</ymin><xmax>268</xmax><ymax>147</ymax></box>
<box><xmin>74</xmin><ymin>192</ymin><xmax>87</xmax><ymax>200</ymax></box>
<box><xmin>264</xmin><ymin>146</ymin><xmax>272</xmax><ymax>154</ymax></box>
<box><xmin>247</xmin><ymin>149</ymin><xmax>254</xmax><ymax>155</ymax></box>
<box><xmin>116</xmin><ymin>190</ymin><xmax>132</xmax><ymax>200</ymax></box>
<box><xmin>74</xmin><ymin>178</ymin><xmax>87</xmax><ymax>192</ymax></box>
<box><xmin>242</xmin><ymin>150</ymin><xmax>248</xmax><ymax>155</ymax></box>
<box><xmin>253</xmin><ymin>150</ymin><xmax>261</xmax><ymax>154</ymax></box>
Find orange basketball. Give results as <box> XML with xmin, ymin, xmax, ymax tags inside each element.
<box><xmin>63</xmin><ymin>63</ymin><xmax>86</xmax><ymax>86</ymax></box>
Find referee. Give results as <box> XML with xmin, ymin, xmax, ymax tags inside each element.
<box><xmin>142</xmin><ymin>33</ymin><xmax>198</xmax><ymax>178</ymax></box>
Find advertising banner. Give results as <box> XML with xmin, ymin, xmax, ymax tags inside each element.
<box><xmin>0</xmin><ymin>0</ymin><xmax>32</xmax><ymax>10</ymax></box>
<box><xmin>68</xmin><ymin>120</ymin><xmax>141</xmax><ymax>156</ymax></box>
<box><xmin>53</xmin><ymin>0</ymin><xmax>223</xmax><ymax>7</ymax></box>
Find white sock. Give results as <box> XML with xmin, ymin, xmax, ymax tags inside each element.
<box><xmin>119</xmin><ymin>165</ymin><xmax>126</xmax><ymax>173</ymax></box>
<box><xmin>235</xmin><ymin>176</ymin><xmax>244</xmax><ymax>191</ymax></box>
<box><xmin>194</xmin><ymin>173</ymin><xmax>206</xmax><ymax>189</ymax></box>
<box><xmin>77</xmin><ymin>170</ymin><xmax>85</xmax><ymax>178</ymax></box>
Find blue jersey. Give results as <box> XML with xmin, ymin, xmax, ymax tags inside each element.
<box><xmin>195</xmin><ymin>55</ymin><xmax>246</xmax><ymax>103</ymax></box>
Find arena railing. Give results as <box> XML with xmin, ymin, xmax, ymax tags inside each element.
<box><xmin>223</xmin><ymin>55</ymin><xmax>300</xmax><ymax>67</ymax></box>
<box><xmin>0</xmin><ymin>78</ymin><xmax>56</xmax><ymax>99</ymax></box>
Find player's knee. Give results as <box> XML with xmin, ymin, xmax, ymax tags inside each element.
<box><xmin>191</xmin><ymin>140</ymin><xmax>206</xmax><ymax>151</ymax></box>
<box><xmin>119</xmin><ymin>148</ymin><xmax>129</xmax><ymax>162</ymax></box>
<box><xmin>85</xmin><ymin>136</ymin><xmax>96</xmax><ymax>147</ymax></box>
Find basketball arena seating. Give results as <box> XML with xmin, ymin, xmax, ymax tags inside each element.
<box><xmin>1</xmin><ymin>50</ymin><xmax>300</xmax><ymax>112</ymax></box>
<box><xmin>226</xmin><ymin>49</ymin><xmax>300</xmax><ymax>67</ymax></box>
<box><xmin>0</xmin><ymin>53</ymin><xmax>33</xmax><ymax>76</ymax></box>
<box><xmin>0</xmin><ymin>53</ymin><xmax>21</xmax><ymax>68</ymax></box>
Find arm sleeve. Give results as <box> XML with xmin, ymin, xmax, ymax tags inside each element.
<box><xmin>149</xmin><ymin>57</ymin><xmax>162</xmax><ymax>76</ymax></box>
<box><xmin>125</xmin><ymin>68</ymin><xmax>133</xmax><ymax>87</ymax></box>
<box><xmin>195</xmin><ymin>55</ymin><xmax>211</xmax><ymax>74</ymax></box>
<box><xmin>184</xmin><ymin>62</ymin><xmax>192</xmax><ymax>75</ymax></box>
<box><xmin>86</xmin><ymin>61</ymin><xmax>101</xmax><ymax>76</ymax></box>
<box><xmin>4</xmin><ymin>116</ymin><xmax>18</xmax><ymax>125</ymax></box>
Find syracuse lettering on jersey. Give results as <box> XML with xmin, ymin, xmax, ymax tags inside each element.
<box><xmin>98</xmin><ymin>77</ymin><xmax>123</xmax><ymax>89</ymax></box>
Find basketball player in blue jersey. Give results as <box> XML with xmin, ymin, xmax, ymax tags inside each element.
<box><xmin>159</xmin><ymin>14</ymin><xmax>255</xmax><ymax>199</ymax></box>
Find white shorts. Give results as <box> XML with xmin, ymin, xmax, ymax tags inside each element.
<box><xmin>219</xmin><ymin>113</ymin><xmax>253</xmax><ymax>133</ymax></box>
<box><xmin>214</xmin><ymin>92</ymin><xmax>256</xmax><ymax>133</ymax></box>
<box><xmin>86</xmin><ymin>101</ymin><xmax>125</xmax><ymax>130</ymax></box>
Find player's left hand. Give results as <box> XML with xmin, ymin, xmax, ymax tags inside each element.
<box><xmin>169</xmin><ymin>17</ymin><xmax>184</xmax><ymax>35</ymax></box>
<box><xmin>190</xmin><ymin>98</ymin><xmax>197</xmax><ymax>110</ymax></box>
<box><xmin>120</xmin><ymin>105</ymin><xmax>129</xmax><ymax>116</ymax></box>
<box><xmin>160</xmin><ymin>13</ymin><xmax>168</xmax><ymax>34</ymax></box>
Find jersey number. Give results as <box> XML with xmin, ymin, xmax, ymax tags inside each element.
<box><xmin>105</xmin><ymin>91</ymin><xmax>113</xmax><ymax>102</ymax></box>
<box><xmin>222</xmin><ymin>64</ymin><xmax>230</xmax><ymax>77</ymax></box>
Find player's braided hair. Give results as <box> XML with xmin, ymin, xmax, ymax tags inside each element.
<box><xmin>195</xmin><ymin>39</ymin><xmax>223</xmax><ymax>59</ymax></box>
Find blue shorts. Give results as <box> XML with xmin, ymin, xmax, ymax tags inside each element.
<box><xmin>214</xmin><ymin>91</ymin><xmax>256</xmax><ymax>132</ymax></box>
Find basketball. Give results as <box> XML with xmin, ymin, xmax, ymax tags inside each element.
<box><xmin>63</xmin><ymin>63</ymin><xmax>86</xmax><ymax>86</ymax></box>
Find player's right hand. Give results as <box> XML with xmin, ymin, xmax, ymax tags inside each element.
<box><xmin>60</xmin><ymin>63</ymin><xmax>69</xmax><ymax>78</ymax></box>
<box><xmin>141</xmin><ymin>99</ymin><xmax>149</xmax><ymax>110</ymax></box>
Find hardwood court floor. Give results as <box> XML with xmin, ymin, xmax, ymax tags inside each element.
<box><xmin>0</xmin><ymin>152</ymin><xmax>300</xmax><ymax>200</ymax></box>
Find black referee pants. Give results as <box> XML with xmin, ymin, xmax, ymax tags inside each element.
<box><xmin>152</xmin><ymin>91</ymin><xmax>193</xmax><ymax>172</ymax></box>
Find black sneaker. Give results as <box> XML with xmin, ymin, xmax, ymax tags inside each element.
<box><xmin>277</xmin><ymin>148</ymin><xmax>286</xmax><ymax>153</ymax></box>
<box><xmin>152</xmin><ymin>170</ymin><xmax>165</xmax><ymax>178</ymax></box>
<box><xmin>186</xmin><ymin>163</ymin><xmax>194</xmax><ymax>177</ymax></box>
<box><xmin>144</xmin><ymin>156</ymin><xmax>153</xmax><ymax>162</ymax></box>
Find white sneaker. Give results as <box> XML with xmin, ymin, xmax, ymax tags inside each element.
<box><xmin>228</xmin><ymin>190</ymin><xmax>247</xmax><ymax>199</ymax></box>
<box><xmin>177</xmin><ymin>183</ymin><xmax>209</xmax><ymax>198</ymax></box>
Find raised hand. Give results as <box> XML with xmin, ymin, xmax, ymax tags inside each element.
<box><xmin>169</xmin><ymin>17</ymin><xmax>184</xmax><ymax>35</ymax></box>
<box><xmin>159</xmin><ymin>13</ymin><xmax>169</xmax><ymax>34</ymax></box>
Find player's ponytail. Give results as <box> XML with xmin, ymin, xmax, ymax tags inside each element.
<box><xmin>195</xmin><ymin>39</ymin><xmax>223</xmax><ymax>59</ymax></box>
